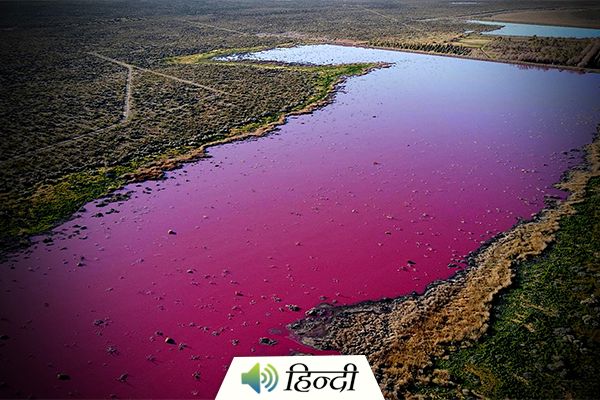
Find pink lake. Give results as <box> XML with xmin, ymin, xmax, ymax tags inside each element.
<box><xmin>1</xmin><ymin>45</ymin><xmax>599</xmax><ymax>399</ymax></box>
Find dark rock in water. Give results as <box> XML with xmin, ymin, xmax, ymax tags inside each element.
<box><xmin>259</xmin><ymin>337</ymin><xmax>277</xmax><ymax>346</ymax></box>
<box><xmin>97</xmin><ymin>192</ymin><xmax>132</xmax><ymax>208</ymax></box>
<box><xmin>305</xmin><ymin>307</ymin><xmax>327</xmax><ymax>317</ymax></box>
<box><xmin>168</xmin><ymin>229</ymin><xmax>176</xmax><ymax>235</ymax></box>
<box><xmin>164</xmin><ymin>337</ymin><xmax>176</xmax><ymax>345</ymax></box>
<box><xmin>57</xmin><ymin>373</ymin><xmax>70</xmax><ymax>381</ymax></box>
<box><xmin>286</xmin><ymin>304</ymin><xmax>301</xmax><ymax>312</ymax></box>
<box><xmin>407</xmin><ymin>260</ymin><xmax>416</xmax><ymax>265</ymax></box>
<box><xmin>118</xmin><ymin>373</ymin><xmax>128</xmax><ymax>382</ymax></box>
<box><xmin>96</xmin><ymin>200</ymin><xmax>110</xmax><ymax>207</ymax></box>
<box><xmin>0</xmin><ymin>335</ymin><xmax>9</xmax><ymax>340</ymax></box>
<box><xmin>192</xmin><ymin>371</ymin><xmax>201</xmax><ymax>381</ymax></box>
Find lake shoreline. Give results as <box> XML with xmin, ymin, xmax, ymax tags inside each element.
<box><xmin>331</xmin><ymin>40</ymin><xmax>600</xmax><ymax>74</ymax></box>
<box><xmin>3</xmin><ymin>40</ymin><xmax>597</xmax><ymax>257</ymax></box>
<box><xmin>4</xmin><ymin>39</ymin><xmax>598</xmax><ymax>261</ymax></box>
<box><xmin>0</xmin><ymin>60</ymin><xmax>387</xmax><ymax>259</ymax></box>
<box><xmin>287</xmin><ymin>127</ymin><xmax>600</xmax><ymax>398</ymax></box>
<box><xmin>121</xmin><ymin>62</ymin><xmax>388</xmax><ymax>184</ymax></box>
<box><xmin>2</xmin><ymin>41</ymin><xmax>598</xmax><ymax>257</ymax></box>
<box><xmin>483</xmin><ymin>8</ymin><xmax>600</xmax><ymax>29</ymax></box>
<box><xmin>2</xmin><ymin>43</ymin><xmax>598</xmax><ymax>398</ymax></box>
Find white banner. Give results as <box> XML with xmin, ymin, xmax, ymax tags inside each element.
<box><xmin>216</xmin><ymin>355</ymin><xmax>384</xmax><ymax>399</ymax></box>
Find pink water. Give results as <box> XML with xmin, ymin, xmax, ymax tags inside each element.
<box><xmin>1</xmin><ymin>46</ymin><xmax>599</xmax><ymax>399</ymax></box>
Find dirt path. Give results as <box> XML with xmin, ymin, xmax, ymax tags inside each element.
<box><xmin>186</xmin><ymin>21</ymin><xmax>252</xmax><ymax>36</ymax></box>
<box><xmin>358</xmin><ymin>6</ymin><xmax>427</xmax><ymax>33</ymax></box>
<box><xmin>6</xmin><ymin>54</ymin><xmax>132</xmax><ymax>161</ymax></box>
<box><xmin>89</xmin><ymin>52</ymin><xmax>231</xmax><ymax>96</ymax></box>
<box><xmin>122</xmin><ymin>64</ymin><xmax>133</xmax><ymax>123</ymax></box>
<box><xmin>479</xmin><ymin>41</ymin><xmax>494</xmax><ymax>59</ymax></box>
<box><xmin>5</xmin><ymin>121</ymin><xmax>124</xmax><ymax>161</ymax></box>
<box><xmin>5</xmin><ymin>53</ymin><xmax>232</xmax><ymax>161</ymax></box>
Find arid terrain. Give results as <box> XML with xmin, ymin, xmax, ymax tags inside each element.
<box><xmin>2</xmin><ymin>0</ymin><xmax>600</xmax><ymax>251</ymax></box>
<box><xmin>1</xmin><ymin>1</ymin><xmax>599</xmax><ymax>399</ymax></box>
<box><xmin>486</xmin><ymin>8</ymin><xmax>600</xmax><ymax>28</ymax></box>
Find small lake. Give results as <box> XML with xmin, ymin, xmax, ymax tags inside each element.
<box><xmin>1</xmin><ymin>45</ymin><xmax>599</xmax><ymax>398</ymax></box>
<box><xmin>469</xmin><ymin>19</ymin><xmax>600</xmax><ymax>38</ymax></box>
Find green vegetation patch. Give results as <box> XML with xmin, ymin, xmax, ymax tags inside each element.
<box><xmin>169</xmin><ymin>46</ymin><xmax>277</xmax><ymax>64</ymax></box>
<box><xmin>0</xmin><ymin>166</ymin><xmax>129</xmax><ymax>249</ymax></box>
<box><xmin>228</xmin><ymin>62</ymin><xmax>377</xmax><ymax>136</ymax></box>
<box><xmin>415</xmin><ymin>177</ymin><xmax>600</xmax><ymax>398</ymax></box>
<box><xmin>169</xmin><ymin>46</ymin><xmax>378</xmax><ymax>135</ymax></box>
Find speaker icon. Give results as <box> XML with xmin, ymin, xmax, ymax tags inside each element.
<box><xmin>241</xmin><ymin>362</ymin><xmax>279</xmax><ymax>394</ymax></box>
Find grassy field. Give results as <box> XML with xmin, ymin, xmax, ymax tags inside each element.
<box><xmin>415</xmin><ymin>176</ymin><xmax>600</xmax><ymax>399</ymax></box>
